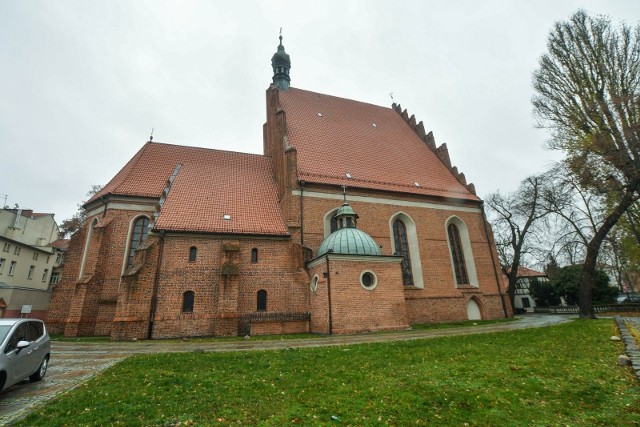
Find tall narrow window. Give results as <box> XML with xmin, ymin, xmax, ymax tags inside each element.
<box><xmin>127</xmin><ymin>217</ymin><xmax>150</xmax><ymax>267</ymax></box>
<box><xmin>189</xmin><ymin>247</ymin><xmax>197</xmax><ymax>262</ymax></box>
<box><xmin>42</xmin><ymin>269</ymin><xmax>48</xmax><ymax>282</ymax></box>
<box><xmin>448</xmin><ymin>224</ymin><xmax>469</xmax><ymax>284</ymax></box>
<box><xmin>393</xmin><ymin>219</ymin><xmax>414</xmax><ymax>286</ymax></box>
<box><xmin>182</xmin><ymin>291</ymin><xmax>194</xmax><ymax>313</ymax></box>
<box><xmin>251</xmin><ymin>248</ymin><xmax>258</xmax><ymax>264</ymax></box>
<box><xmin>8</xmin><ymin>261</ymin><xmax>16</xmax><ymax>276</ymax></box>
<box><xmin>27</xmin><ymin>265</ymin><xmax>35</xmax><ymax>279</ymax></box>
<box><xmin>257</xmin><ymin>290</ymin><xmax>267</xmax><ymax>311</ymax></box>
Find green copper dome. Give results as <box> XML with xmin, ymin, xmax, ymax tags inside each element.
<box><xmin>317</xmin><ymin>227</ymin><xmax>381</xmax><ymax>256</ymax></box>
<box><xmin>271</xmin><ymin>35</ymin><xmax>291</xmax><ymax>90</ymax></box>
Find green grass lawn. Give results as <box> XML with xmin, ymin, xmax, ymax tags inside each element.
<box><xmin>20</xmin><ymin>319</ymin><xmax>640</xmax><ymax>426</ymax></box>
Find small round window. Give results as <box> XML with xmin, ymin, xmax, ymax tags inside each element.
<box><xmin>310</xmin><ymin>275</ymin><xmax>319</xmax><ymax>292</ymax></box>
<box><xmin>360</xmin><ymin>270</ymin><xmax>377</xmax><ymax>290</ymax></box>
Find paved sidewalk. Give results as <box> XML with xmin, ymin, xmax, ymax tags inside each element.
<box><xmin>616</xmin><ymin>317</ymin><xmax>640</xmax><ymax>380</ymax></box>
<box><xmin>0</xmin><ymin>314</ymin><xmax>573</xmax><ymax>426</ymax></box>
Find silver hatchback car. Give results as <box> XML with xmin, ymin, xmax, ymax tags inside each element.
<box><xmin>0</xmin><ymin>318</ymin><xmax>50</xmax><ymax>392</ymax></box>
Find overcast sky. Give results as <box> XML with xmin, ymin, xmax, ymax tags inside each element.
<box><xmin>1</xmin><ymin>0</ymin><xmax>639</xmax><ymax>224</ymax></box>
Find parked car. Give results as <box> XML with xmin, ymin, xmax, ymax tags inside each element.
<box><xmin>617</xmin><ymin>294</ymin><xmax>640</xmax><ymax>303</ymax></box>
<box><xmin>0</xmin><ymin>318</ymin><xmax>50</xmax><ymax>392</ymax></box>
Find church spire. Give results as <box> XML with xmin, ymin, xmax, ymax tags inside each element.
<box><xmin>271</xmin><ymin>30</ymin><xmax>291</xmax><ymax>91</ymax></box>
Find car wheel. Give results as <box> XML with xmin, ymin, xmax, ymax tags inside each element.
<box><xmin>29</xmin><ymin>355</ymin><xmax>49</xmax><ymax>382</ymax></box>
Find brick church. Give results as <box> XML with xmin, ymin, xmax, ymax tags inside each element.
<box><xmin>47</xmin><ymin>37</ymin><xmax>511</xmax><ymax>339</ymax></box>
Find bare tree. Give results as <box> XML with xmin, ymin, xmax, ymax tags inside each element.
<box><xmin>59</xmin><ymin>185</ymin><xmax>103</xmax><ymax>238</ymax></box>
<box><xmin>533</xmin><ymin>11</ymin><xmax>640</xmax><ymax>318</ymax></box>
<box><xmin>486</xmin><ymin>175</ymin><xmax>550</xmax><ymax>307</ymax></box>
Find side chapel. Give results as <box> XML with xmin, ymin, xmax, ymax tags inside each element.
<box><xmin>47</xmin><ymin>37</ymin><xmax>512</xmax><ymax>339</ymax></box>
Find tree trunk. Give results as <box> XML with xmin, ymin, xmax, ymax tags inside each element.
<box><xmin>579</xmin><ymin>189</ymin><xmax>638</xmax><ymax>318</ymax></box>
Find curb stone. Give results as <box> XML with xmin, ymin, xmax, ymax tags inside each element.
<box><xmin>615</xmin><ymin>316</ymin><xmax>640</xmax><ymax>381</ymax></box>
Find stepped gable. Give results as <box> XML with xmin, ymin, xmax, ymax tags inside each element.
<box><xmin>89</xmin><ymin>142</ymin><xmax>289</xmax><ymax>236</ymax></box>
<box><xmin>278</xmin><ymin>88</ymin><xmax>479</xmax><ymax>201</ymax></box>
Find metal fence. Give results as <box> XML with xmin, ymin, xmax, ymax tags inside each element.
<box><xmin>535</xmin><ymin>304</ymin><xmax>640</xmax><ymax>314</ymax></box>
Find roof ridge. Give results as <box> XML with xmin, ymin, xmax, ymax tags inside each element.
<box><xmin>391</xmin><ymin>103</ymin><xmax>477</xmax><ymax>196</ymax></box>
<box><xmin>300</xmin><ymin>172</ymin><xmax>472</xmax><ymax>195</ymax></box>
<box><xmin>287</xmin><ymin>87</ymin><xmax>392</xmax><ymax>111</ymax></box>
<box><xmin>146</xmin><ymin>141</ymin><xmax>267</xmax><ymax>158</ymax></box>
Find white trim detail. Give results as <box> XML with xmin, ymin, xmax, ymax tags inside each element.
<box><xmin>360</xmin><ymin>270</ymin><xmax>378</xmax><ymax>290</ymax></box>
<box><xmin>292</xmin><ymin>190</ymin><xmax>481</xmax><ymax>213</ymax></box>
<box><xmin>445</xmin><ymin>216</ymin><xmax>479</xmax><ymax>287</ymax></box>
<box><xmin>389</xmin><ymin>212</ymin><xmax>424</xmax><ymax>289</ymax></box>
<box><xmin>78</xmin><ymin>218</ymin><xmax>99</xmax><ymax>280</ymax></box>
<box><xmin>323</xmin><ymin>207</ymin><xmax>340</xmax><ymax>238</ymax></box>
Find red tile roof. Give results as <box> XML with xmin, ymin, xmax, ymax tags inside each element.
<box><xmin>509</xmin><ymin>266</ymin><xmax>547</xmax><ymax>278</ymax></box>
<box><xmin>49</xmin><ymin>239</ymin><xmax>70</xmax><ymax>250</ymax></box>
<box><xmin>279</xmin><ymin>88</ymin><xmax>479</xmax><ymax>201</ymax></box>
<box><xmin>91</xmin><ymin>143</ymin><xmax>289</xmax><ymax>236</ymax></box>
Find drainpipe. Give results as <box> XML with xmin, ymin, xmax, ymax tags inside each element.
<box><xmin>147</xmin><ymin>230</ymin><xmax>165</xmax><ymax>339</ymax></box>
<box><xmin>299</xmin><ymin>180</ymin><xmax>305</xmax><ymax>246</ymax></box>
<box><xmin>326</xmin><ymin>255</ymin><xmax>333</xmax><ymax>335</ymax></box>
<box><xmin>481</xmin><ymin>203</ymin><xmax>508</xmax><ymax>318</ymax></box>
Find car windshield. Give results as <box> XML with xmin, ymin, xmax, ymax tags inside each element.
<box><xmin>0</xmin><ymin>325</ymin><xmax>12</xmax><ymax>344</ymax></box>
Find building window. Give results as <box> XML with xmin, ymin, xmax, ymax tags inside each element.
<box><xmin>392</xmin><ymin>219</ymin><xmax>414</xmax><ymax>286</ymax></box>
<box><xmin>56</xmin><ymin>253</ymin><xmax>62</xmax><ymax>264</ymax></box>
<box><xmin>251</xmin><ymin>248</ymin><xmax>258</xmax><ymax>264</ymax></box>
<box><xmin>189</xmin><ymin>247</ymin><xmax>197</xmax><ymax>262</ymax></box>
<box><xmin>8</xmin><ymin>261</ymin><xmax>16</xmax><ymax>276</ymax></box>
<box><xmin>49</xmin><ymin>271</ymin><xmax>60</xmax><ymax>285</ymax></box>
<box><xmin>46</xmin><ymin>255</ymin><xmax>50</xmax><ymax>264</ymax></box>
<box><xmin>32</xmin><ymin>252</ymin><xmax>39</xmax><ymax>261</ymax></box>
<box><xmin>522</xmin><ymin>297</ymin><xmax>531</xmax><ymax>308</ymax></box>
<box><xmin>257</xmin><ymin>290</ymin><xmax>267</xmax><ymax>311</ymax></box>
<box><xmin>27</xmin><ymin>265</ymin><xmax>35</xmax><ymax>279</ymax></box>
<box><xmin>448</xmin><ymin>224</ymin><xmax>469</xmax><ymax>285</ymax></box>
<box><xmin>14</xmin><ymin>246</ymin><xmax>21</xmax><ymax>255</ymax></box>
<box><xmin>42</xmin><ymin>269</ymin><xmax>48</xmax><ymax>282</ymax></box>
<box><xmin>127</xmin><ymin>216</ymin><xmax>150</xmax><ymax>267</ymax></box>
<box><xmin>182</xmin><ymin>291</ymin><xmax>194</xmax><ymax>313</ymax></box>
<box><xmin>0</xmin><ymin>258</ymin><xmax>4</xmax><ymax>274</ymax></box>
<box><xmin>310</xmin><ymin>275</ymin><xmax>319</xmax><ymax>292</ymax></box>
<box><xmin>2</xmin><ymin>243</ymin><xmax>9</xmax><ymax>252</ymax></box>
<box><xmin>360</xmin><ymin>270</ymin><xmax>378</xmax><ymax>290</ymax></box>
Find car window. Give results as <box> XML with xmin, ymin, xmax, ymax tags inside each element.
<box><xmin>28</xmin><ymin>322</ymin><xmax>43</xmax><ymax>340</ymax></box>
<box><xmin>5</xmin><ymin>323</ymin><xmax>30</xmax><ymax>354</ymax></box>
<box><xmin>0</xmin><ymin>326</ymin><xmax>11</xmax><ymax>345</ymax></box>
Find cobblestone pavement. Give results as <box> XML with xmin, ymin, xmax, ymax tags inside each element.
<box><xmin>0</xmin><ymin>314</ymin><xmax>574</xmax><ymax>426</ymax></box>
<box><xmin>616</xmin><ymin>317</ymin><xmax>640</xmax><ymax>380</ymax></box>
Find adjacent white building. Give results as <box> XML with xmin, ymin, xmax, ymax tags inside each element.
<box><xmin>0</xmin><ymin>209</ymin><xmax>67</xmax><ymax>319</ymax></box>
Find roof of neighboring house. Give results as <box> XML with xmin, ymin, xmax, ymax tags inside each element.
<box><xmin>49</xmin><ymin>239</ymin><xmax>70</xmax><ymax>250</ymax></box>
<box><xmin>278</xmin><ymin>87</ymin><xmax>479</xmax><ymax>201</ymax></box>
<box><xmin>513</xmin><ymin>266</ymin><xmax>547</xmax><ymax>278</ymax></box>
<box><xmin>2</xmin><ymin>209</ymin><xmax>52</xmax><ymax>219</ymax></box>
<box><xmin>89</xmin><ymin>143</ymin><xmax>289</xmax><ymax>236</ymax></box>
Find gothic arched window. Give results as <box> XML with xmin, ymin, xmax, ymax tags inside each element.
<box><xmin>448</xmin><ymin>223</ymin><xmax>469</xmax><ymax>285</ymax></box>
<box><xmin>393</xmin><ymin>219</ymin><xmax>414</xmax><ymax>286</ymax></box>
<box><xmin>257</xmin><ymin>290</ymin><xmax>267</xmax><ymax>311</ymax></box>
<box><xmin>127</xmin><ymin>216</ymin><xmax>150</xmax><ymax>267</ymax></box>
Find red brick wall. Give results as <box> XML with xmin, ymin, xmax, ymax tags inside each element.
<box><xmin>309</xmin><ymin>256</ymin><xmax>408</xmax><ymax>334</ymax></box>
<box><xmin>299</xmin><ymin>186</ymin><xmax>510</xmax><ymax>323</ymax></box>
